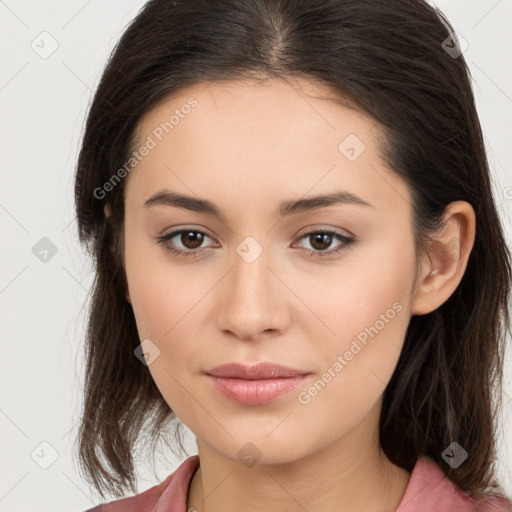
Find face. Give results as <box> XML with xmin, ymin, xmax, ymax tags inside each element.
<box><xmin>122</xmin><ymin>77</ymin><xmax>419</xmax><ymax>464</ymax></box>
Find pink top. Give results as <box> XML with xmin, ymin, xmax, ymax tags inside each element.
<box><xmin>84</xmin><ymin>455</ymin><xmax>512</xmax><ymax>512</ymax></box>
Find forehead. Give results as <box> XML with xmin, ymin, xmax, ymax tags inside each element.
<box><xmin>132</xmin><ymin>77</ymin><xmax>374</xmax><ymax>149</ymax></box>
<box><xmin>124</xmin><ymin>77</ymin><xmax>408</xmax><ymax>216</ymax></box>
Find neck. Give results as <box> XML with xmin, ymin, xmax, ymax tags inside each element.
<box><xmin>186</xmin><ymin>403</ymin><xmax>411</xmax><ymax>512</ymax></box>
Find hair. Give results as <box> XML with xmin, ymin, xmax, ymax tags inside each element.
<box><xmin>73</xmin><ymin>0</ymin><xmax>512</xmax><ymax>505</ymax></box>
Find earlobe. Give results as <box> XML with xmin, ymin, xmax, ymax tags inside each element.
<box><xmin>411</xmin><ymin>201</ymin><xmax>476</xmax><ymax>316</ymax></box>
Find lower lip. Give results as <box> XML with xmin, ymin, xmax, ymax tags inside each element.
<box><xmin>206</xmin><ymin>375</ymin><xmax>310</xmax><ymax>405</ymax></box>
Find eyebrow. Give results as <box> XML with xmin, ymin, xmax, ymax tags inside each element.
<box><xmin>143</xmin><ymin>189</ymin><xmax>374</xmax><ymax>220</ymax></box>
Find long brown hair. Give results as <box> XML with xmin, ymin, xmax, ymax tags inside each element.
<box><xmin>73</xmin><ymin>0</ymin><xmax>512</xmax><ymax>503</ymax></box>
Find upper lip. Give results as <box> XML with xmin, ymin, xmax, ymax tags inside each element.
<box><xmin>206</xmin><ymin>362</ymin><xmax>311</xmax><ymax>379</ymax></box>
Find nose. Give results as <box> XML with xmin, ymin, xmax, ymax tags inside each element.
<box><xmin>215</xmin><ymin>242</ymin><xmax>290</xmax><ymax>341</ymax></box>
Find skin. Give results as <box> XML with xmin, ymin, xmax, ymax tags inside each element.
<box><xmin>113</xmin><ymin>76</ymin><xmax>476</xmax><ymax>512</ymax></box>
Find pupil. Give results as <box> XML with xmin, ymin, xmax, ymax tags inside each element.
<box><xmin>312</xmin><ymin>233</ymin><xmax>331</xmax><ymax>250</ymax></box>
<box><xmin>183</xmin><ymin>231</ymin><xmax>203</xmax><ymax>249</ymax></box>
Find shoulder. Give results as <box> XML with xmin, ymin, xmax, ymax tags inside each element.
<box><xmin>81</xmin><ymin>455</ymin><xmax>200</xmax><ymax>512</ymax></box>
<box><xmin>396</xmin><ymin>456</ymin><xmax>512</xmax><ymax>512</ymax></box>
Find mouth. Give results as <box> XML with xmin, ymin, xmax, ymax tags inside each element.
<box><xmin>205</xmin><ymin>362</ymin><xmax>312</xmax><ymax>405</ymax></box>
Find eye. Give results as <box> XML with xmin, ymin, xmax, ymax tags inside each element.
<box><xmin>155</xmin><ymin>229</ymin><xmax>217</xmax><ymax>258</ymax></box>
<box><xmin>293</xmin><ymin>230</ymin><xmax>356</xmax><ymax>258</ymax></box>
<box><xmin>155</xmin><ymin>228</ymin><xmax>356</xmax><ymax>259</ymax></box>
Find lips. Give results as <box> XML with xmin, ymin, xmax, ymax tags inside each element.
<box><xmin>206</xmin><ymin>362</ymin><xmax>310</xmax><ymax>379</ymax></box>
<box><xmin>205</xmin><ymin>362</ymin><xmax>312</xmax><ymax>405</ymax></box>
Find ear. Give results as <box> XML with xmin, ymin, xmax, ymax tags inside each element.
<box><xmin>411</xmin><ymin>200</ymin><xmax>476</xmax><ymax>316</ymax></box>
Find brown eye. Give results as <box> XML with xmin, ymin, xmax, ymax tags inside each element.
<box><xmin>179</xmin><ymin>230</ymin><xmax>205</xmax><ymax>249</ymax></box>
<box><xmin>308</xmin><ymin>232</ymin><xmax>334</xmax><ymax>251</ymax></box>
<box><xmin>156</xmin><ymin>228</ymin><xmax>356</xmax><ymax>260</ymax></box>
<box><xmin>156</xmin><ymin>229</ymin><xmax>216</xmax><ymax>258</ymax></box>
<box><xmin>294</xmin><ymin>230</ymin><xmax>356</xmax><ymax>258</ymax></box>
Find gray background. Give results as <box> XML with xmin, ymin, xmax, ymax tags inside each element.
<box><xmin>1</xmin><ymin>0</ymin><xmax>511</xmax><ymax>510</ymax></box>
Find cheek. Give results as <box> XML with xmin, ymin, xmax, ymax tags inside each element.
<box><xmin>297</xmin><ymin>235</ymin><xmax>415</xmax><ymax>384</ymax></box>
<box><xmin>335</xmin><ymin>230</ymin><xmax>414</xmax><ymax>325</ymax></box>
<box><xmin>124</xmin><ymin>235</ymin><xmax>200</xmax><ymax>338</ymax></box>
<box><xmin>291</xmin><ymin>255</ymin><xmax>413</xmax><ymax>438</ymax></box>
<box><xmin>124</xmin><ymin>245</ymin><xmax>204</xmax><ymax>419</ymax></box>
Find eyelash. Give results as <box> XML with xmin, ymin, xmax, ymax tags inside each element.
<box><xmin>155</xmin><ymin>228</ymin><xmax>356</xmax><ymax>259</ymax></box>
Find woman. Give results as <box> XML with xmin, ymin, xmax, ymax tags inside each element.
<box><xmin>73</xmin><ymin>0</ymin><xmax>512</xmax><ymax>510</ymax></box>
